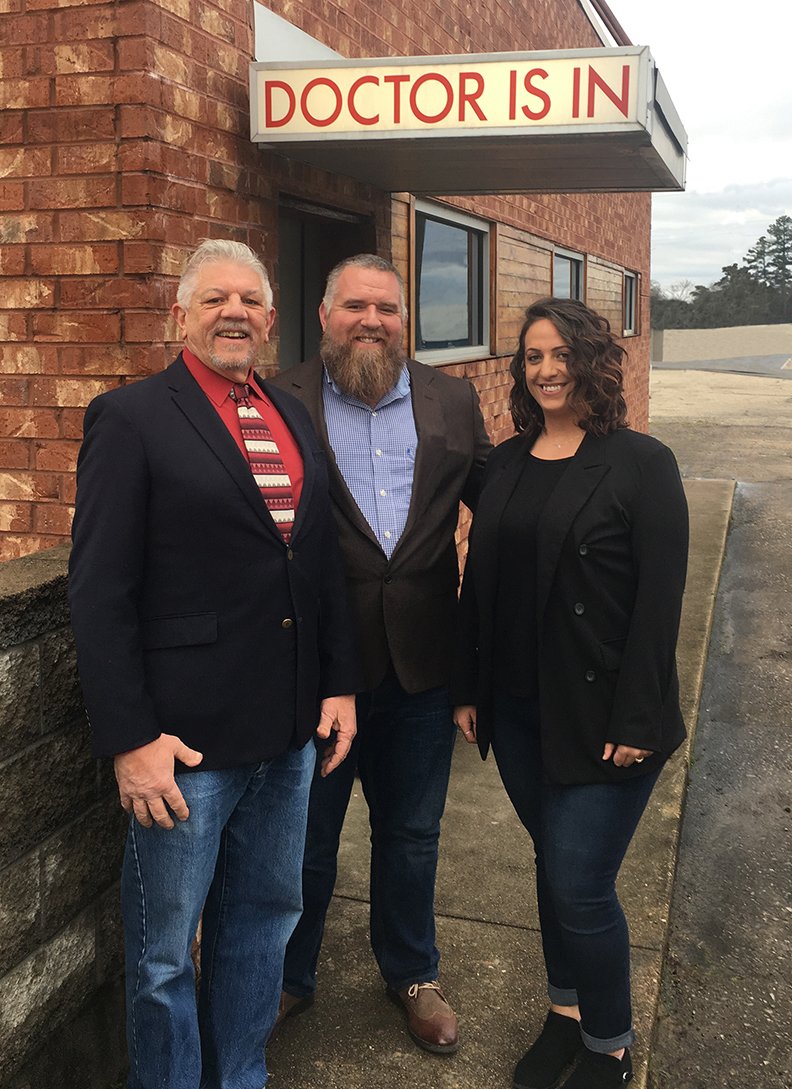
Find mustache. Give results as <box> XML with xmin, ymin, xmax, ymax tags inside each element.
<box><xmin>215</xmin><ymin>323</ymin><xmax>250</xmax><ymax>335</ymax></box>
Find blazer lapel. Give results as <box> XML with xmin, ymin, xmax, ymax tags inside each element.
<box><xmin>471</xmin><ymin>433</ymin><xmax>533</xmax><ymax>606</ymax></box>
<box><xmin>536</xmin><ymin>432</ymin><xmax>610</xmax><ymax>621</ymax></box>
<box><xmin>167</xmin><ymin>357</ymin><xmax>284</xmax><ymax>543</ymax></box>
<box><xmin>390</xmin><ymin>362</ymin><xmax>446</xmax><ymax>557</ymax></box>
<box><xmin>283</xmin><ymin>359</ymin><xmax>383</xmax><ymax>550</ymax></box>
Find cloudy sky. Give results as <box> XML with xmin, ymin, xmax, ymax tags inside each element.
<box><xmin>613</xmin><ymin>0</ymin><xmax>792</xmax><ymax>291</ymax></box>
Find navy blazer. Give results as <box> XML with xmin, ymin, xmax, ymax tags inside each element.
<box><xmin>68</xmin><ymin>356</ymin><xmax>362</xmax><ymax>768</ymax></box>
<box><xmin>270</xmin><ymin>357</ymin><xmax>492</xmax><ymax>693</ymax></box>
<box><xmin>453</xmin><ymin>428</ymin><xmax>689</xmax><ymax>784</ymax></box>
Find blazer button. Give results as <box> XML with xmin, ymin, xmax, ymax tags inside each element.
<box><xmin>281</xmin><ymin>618</ymin><xmax>294</xmax><ymax>629</ymax></box>
<box><xmin>579</xmin><ymin>543</ymin><xmax>588</xmax><ymax>556</ymax></box>
<box><xmin>574</xmin><ymin>602</ymin><xmax>585</xmax><ymax>615</ymax></box>
<box><xmin>384</xmin><ymin>575</ymin><xmax>392</xmax><ymax>584</ymax></box>
<box><xmin>286</xmin><ymin>548</ymin><xmax>294</xmax><ymax>560</ymax></box>
<box><xmin>585</xmin><ymin>669</ymin><xmax>596</xmax><ymax>683</ymax></box>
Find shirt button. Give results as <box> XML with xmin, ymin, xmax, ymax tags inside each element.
<box><xmin>372</xmin><ymin>411</ymin><xmax>377</xmax><ymax>417</ymax></box>
<box><xmin>281</xmin><ymin>618</ymin><xmax>294</xmax><ymax>629</ymax></box>
<box><xmin>574</xmin><ymin>602</ymin><xmax>585</xmax><ymax>615</ymax></box>
<box><xmin>585</xmin><ymin>670</ymin><xmax>596</xmax><ymax>683</ymax></box>
<box><xmin>579</xmin><ymin>543</ymin><xmax>588</xmax><ymax>556</ymax></box>
<box><xmin>379</xmin><ymin>489</ymin><xmax>387</xmax><ymax>496</ymax></box>
<box><xmin>384</xmin><ymin>531</ymin><xmax>392</xmax><ymax>539</ymax></box>
<box><xmin>375</xmin><ymin>449</ymin><xmax>382</xmax><ymax>456</ymax></box>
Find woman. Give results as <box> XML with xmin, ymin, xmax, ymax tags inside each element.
<box><xmin>452</xmin><ymin>298</ymin><xmax>688</xmax><ymax>1089</ymax></box>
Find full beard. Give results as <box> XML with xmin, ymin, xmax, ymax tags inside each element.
<box><xmin>321</xmin><ymin>332</ymin><xmax>406</xmax><ymax>405</ymax></box>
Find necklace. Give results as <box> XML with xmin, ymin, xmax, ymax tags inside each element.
<box><xmin>544</xmin><ymin>431</ymin><xmax>579</xmax><ymax>449</ymax></box>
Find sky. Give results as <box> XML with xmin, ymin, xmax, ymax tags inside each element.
<box><xmin>612</xmin><ymin>0</ymin><xmax>792</xmax><ymax>291</ymax></box>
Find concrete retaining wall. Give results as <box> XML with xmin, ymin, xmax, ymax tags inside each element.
<box><xmin>0</xmin><ymin>546</ymin><xmax>126</xmax><ymax>1089</ymax></box>
<box><xmin>652</xmin><ymin>324</ymin><xmax>792</xmax><ymax>362</ymax></box>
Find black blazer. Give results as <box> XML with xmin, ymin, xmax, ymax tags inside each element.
<box><xmin>68</xmin><ymin>356</ymin><xmax>362</xmax><ymax>768</ymax></box>
<box><xmin>270</xmin><ymin>357</ymin><xmax>492</xmax><ymax>693</ymax></box>
<box><xmin>452</xmin><ymin>428</ymin><xmax>689</xmax><ymax>784</ymax></box>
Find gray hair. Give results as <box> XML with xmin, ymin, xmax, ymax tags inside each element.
<box><xmin>323</xmin><ymin>254</ymin><xmax>407</xmax><ymax>320</ymax></box>
<box><xmin>177</xmin><ymin>239</ymin><xmax>273</xmax><ymax>311</ymax></box>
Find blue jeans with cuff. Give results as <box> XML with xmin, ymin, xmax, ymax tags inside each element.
<box><xmin>121</xmin><ymin>743</ymin><xmax>315</xmax><ymax>1089</ymax></box>
<box><xmin>283</xmin><ymin>672</ymin><xmax>456</xmax><ymax>995</ymax></box>
<box><xmin>491</xmin><ymin>691</ymin><xmax>661</xmax><ymax>1054</ymax></box>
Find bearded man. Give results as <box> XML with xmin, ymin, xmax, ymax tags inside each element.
<box><xmin>270</xmin><ymin>254</ymin><xmax>492</xmax><ymax>1055</ymax></box>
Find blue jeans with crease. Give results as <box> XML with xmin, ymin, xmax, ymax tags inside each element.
<box><xmin>121</xmin><ymin>743</ymin><xmax>315</xmax><ymax>1089</ymax></box>
<box><xmin>491</xmin><ymin>691</ymin><xmax>661</xmax><ymax>1054</ymax></box>
<box><xmin>282</xmin><ymin>672</ymin><xmax>456</xmax><ymax>995</ymax></box>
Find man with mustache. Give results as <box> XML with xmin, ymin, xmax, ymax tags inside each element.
<box><xmin>68</xmin><ymin>239</ymin><xmax>361</xmax><ymax>1089</ymax></box>
<box><xmin>271</xmin><ymin>254</ymin><xmax>492</xmax><ymax>1054</ymax></box>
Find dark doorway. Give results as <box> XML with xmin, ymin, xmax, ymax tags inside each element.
<box><xmin>277</xmin><ymin>198</ymin><xmax>377</xmax><ymax>370</ymax></box>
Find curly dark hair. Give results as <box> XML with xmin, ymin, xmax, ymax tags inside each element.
<box><xmin>508</xmin><ymin>297</ymin><xmax>628</xmax><ymax>438</ymax></box>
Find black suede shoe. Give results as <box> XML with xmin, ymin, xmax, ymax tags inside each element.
<box><xmin>513</xmin><ymin>1011</ymin><xmax>584</xmax><ymax>1089</ymax></box>
<box><xmin>558</xmin><ymin>1047</ymin><xmax>633</xmax><ymax>1088</ymax></box>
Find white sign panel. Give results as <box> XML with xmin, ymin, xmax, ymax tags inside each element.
<box><xmin>251</xmin><ymin>49</ymin><xmax>649</xmax><ymax>142</ymax></box>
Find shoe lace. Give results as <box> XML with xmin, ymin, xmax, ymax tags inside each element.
<box><xmin>407</xmin><ymin>981</ymin><xmax>444</xmax><ymax>999</ymax></box>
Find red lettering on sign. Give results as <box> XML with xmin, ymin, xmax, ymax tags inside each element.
<box><xmin>522</xmin><ymin>68</ymin><xmax>550</xmax><ymax>120</ymax></box>
<box><xmin>264</xmin><ymin>80</ymin><xmax>296</xmax><ymax>128</ymax></box>
<box><xmin>508</xmin><ymin>69</ymin><xmax>517</xmax><ymax>121</ymax></box>
<box><xmin>348</xmin><ymin>75</ymin><xmax>380</xmax><ymax>125</ymax></box>
<box><xmin>587</xmin><ymin>64</ymin><xmax>630</xmax><ymax>118</ymax></box>
<box><xmin>458</xmin><ymin>71</ymin><xmax>486</xmax><ymax>121</ymax></box>
<box><xmin>383</xmin><ymin>74</ymin><xmax>410</xmax><ymax>123</ymax></box>
<box><xmin>409</xmin><ymin>72</ymin><xmax>453</xmax><ymax>124</ymax></box>
<box><xmin>300</xmin><ymin>77</ymin><xmax>343</xmax><ymax>128</ymax></box>
<box><xmin>572</xmin><ymin>67</ymin><xmax>581</xmax><ymax>119</ymax></box>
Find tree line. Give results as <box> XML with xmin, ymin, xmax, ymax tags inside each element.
<box><xmin>651</xmin><ymin>214</ymin><xmax>792</xmax><ymax>329</ymax></box>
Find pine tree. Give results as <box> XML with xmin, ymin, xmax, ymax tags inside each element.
<box><xmin>743</xmin><ymin>236</ymin><xmax>770</xmax><ymax>286</ymax></box>
<box><xmin>766</xmin><ymin>215</ymin><xmax>792</xmax><ymax>295</ymax></box>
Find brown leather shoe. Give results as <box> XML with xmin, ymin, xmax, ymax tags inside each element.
<box><xmin>387</xmin><ymin>981</ymin><xmax>459</xmax><ymax>1054</ymax></box>
<box><xmin>273</xmin><ymin>990</ymin><xmax>314</xmax><ymax>1031</ymax></box>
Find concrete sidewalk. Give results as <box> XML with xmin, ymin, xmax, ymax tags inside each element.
<box><xmin>266</xmin><ymin>477</ymin><xmax>735</xmax><ymax>1089</ymax></box>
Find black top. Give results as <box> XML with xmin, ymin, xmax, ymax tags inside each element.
<box><xmin>494</xmin><ymin>455</ymin><xmax>572</xmax><ymax>697</ymax></box>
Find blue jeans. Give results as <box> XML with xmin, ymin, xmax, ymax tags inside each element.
<box><xmin>121</xmin><ymin>743</ymin><xmax>315</xmax><ymax>1089</ymax></box>
<box><xmin>491</xmin><ymin>692</ymin><xmax>661</xmax><ymax>1054</ymax></box>
<box><xmin>282</xmin><ymin>672</ymin><xmax>456</xmax><ymax>994</ymax></box>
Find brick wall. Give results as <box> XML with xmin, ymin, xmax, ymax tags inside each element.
<box><xmin>0</xmin><ymin>0</ymin><xmax>651</xmax><ymax>560</ymax></box>
<box><xmin>0</xmin><ymin>546</ymin><xmax>126</xmax><ymax>1089</ymax></box>
<box><xmin>0</xmin><ymin>0</ymin><xmax>388</xmax><ymax>562</ymax></box>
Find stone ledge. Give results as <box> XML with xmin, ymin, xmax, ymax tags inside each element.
<box><xmin>0</xmin><ymin>545</ymin><xmax>71</xmax><ymax>650</ymax></box>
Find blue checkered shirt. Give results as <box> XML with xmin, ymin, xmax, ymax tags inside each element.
<box><xmin>322</xmin><ymin>365</ymin><xmax>417</xmax><ymax>559</ymax></box>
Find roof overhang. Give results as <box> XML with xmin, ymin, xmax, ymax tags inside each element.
<box><xmin>249</xmin><ymin>47</ymin><xmax>687</xmax><ymax>195</ymax></box>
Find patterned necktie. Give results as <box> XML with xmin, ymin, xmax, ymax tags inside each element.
<box><xmin>230</xmin><ymin>383</ymin><xmax>295</xmax><ymax>543</ymax></box>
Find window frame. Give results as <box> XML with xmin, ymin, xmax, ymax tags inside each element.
<box><xmin>414</xmin><ymin>200</ymin><xmax>491</xmax><ymax>366</ymax></box>
<box><xmin>552</xmin><ymin>248</ymin><xmax>585</xmax><ymax>301</ymax></box>
<box><xmin>623</xmin><ymin>270</ymin><xmax>639</xmax><ymax>336</ymax></box>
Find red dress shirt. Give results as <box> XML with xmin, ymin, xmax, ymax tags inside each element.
<box><xmin>183</xmin><ymin>348</ymin><xmax>304</xmax><ymax>510</ymax></box>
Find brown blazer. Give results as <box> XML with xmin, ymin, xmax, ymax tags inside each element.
<box><xmin>270</xmin><ymin>357</ymin><xmax>492</xmax><ymax>693</ymax></box>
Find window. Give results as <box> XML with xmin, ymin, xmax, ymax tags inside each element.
<box><xmin>415</xmin><ymin>201</ymin><xmax>490</xmax><ymax>364</ymax></box>
<box><xmin>553</xmin><ymin>250</ymin><xmax>584</xmax><ymax>300</ymax></box>
<box><xmin>623</xmin><ymin>271</ymin><xmax>638</xmax><ymax>335</ymax></box>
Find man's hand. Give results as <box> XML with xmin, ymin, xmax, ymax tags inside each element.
<box><xmin>114</xmin><ymin>734</ymin><xmax>203</xmax><ymax>829</ymax></box>
<box><xmin>316</xmin><ymin>695</ymin><xmax>357</xmax><ymax>777</ymax></box>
